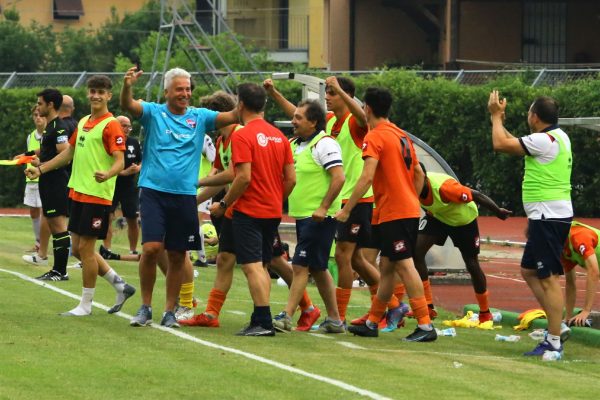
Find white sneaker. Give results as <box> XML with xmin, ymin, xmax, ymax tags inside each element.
<box><xmin>175</xmin><ymin>306</ymin><xmax>194</xmax><ymax>321</ymax></box>
<box><xmin>22</xmin><ymin>254</ymin><xmax>48</xmax><ymax>266</ymax></box>
<box><xmin>68</xmin><ymin>261</ymin><xmax>82</xmax><ymax>269</ymax></box>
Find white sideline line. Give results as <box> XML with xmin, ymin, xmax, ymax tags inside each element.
<box><xmin>338</xmin><ymin>341</ymin><xmax>366</xmax><ymax>350</ymax></box>
<box><xmin>226</xmin><ymin>310</ymin><xmax>246</xmax><ymax>315</ymax></box>
<box><xmin>0</xmin><ymin>268</ymin><xmax>393</xmax><ymax>400</ymax></box>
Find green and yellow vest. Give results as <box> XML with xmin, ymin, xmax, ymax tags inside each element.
<box><xmin>421</xmin><ymin>172</ymin><xmax>478</xmax><ymax>226</ymax></box>
<box><xmin>26</xmin><ymin>130</ymin><xmax>41</xmax><ymax>183</ymax></box>
<box><xmin>564</xmin><ymin>221</ymin><xmax>600</xmax><ymax>268</ymax></box>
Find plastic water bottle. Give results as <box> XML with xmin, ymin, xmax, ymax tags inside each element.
<box><xmin>436</xmin><ymin>328</ymin><xmax>457</xmax><ymax>337</ymax></box>
<box><xmin>495</xmin><ymin>334</ymin><xmax>521</xmax><ymax>342</ymax></box>
<box><xmin>542</xmin><ymin>350</ymin><xmax>562</xmax><ymax>361</ymax></box>
<box><xmin>492</xmin><ymin>311</ymin><xmax>502</xmax><ymax>323</ymax></box>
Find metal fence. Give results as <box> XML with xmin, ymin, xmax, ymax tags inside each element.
<box><xmin>1</xmin><ymin>69</ymin><xmax>600</xmax><ymax>89</ymax></box>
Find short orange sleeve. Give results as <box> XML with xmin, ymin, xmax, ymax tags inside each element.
<box><xmin>439</xmin><ymin>179</ymin><xmax>473</xmax><ymax>204</ymax></box>
<box><xmin>102</xmin><ymin>120</ymin><xmax>126</xmax><ymax>155</ymax></box>
<box><xmin>569</xmin><ymin>226</ymin><xmax>598</xmax><ymax>261</ymax></box>
<box><xmin>362</xmin><ymin>130</ymin><xmax>383</xmax><ymax>160</ymax></box>
<box><xmin>348</xmin><ymin>115</ymin><xmax>368</xmax><ymax>148</ymax></box>
<box><xmin>68</xmin><ymin>128</ymin><xmax>79</xmax><ymax>146</ymax></box>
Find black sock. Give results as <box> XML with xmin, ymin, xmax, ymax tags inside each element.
<box><xmin>52</xmin><ymin>232</ymin><xmax>71</xmax><ymax>275</ymax></box>
<box><xmin>254</xmin><ymin>306</ymin><xmax>272</xmax><ymax>329</ymax></box>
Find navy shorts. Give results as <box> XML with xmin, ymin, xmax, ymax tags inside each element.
<box><xmin>418</xmin><ymin>215</ymin><xmax>480</xmax><ymax>256</ymax></box>
<box><xmin>111</xmin><ymin>187</ymin><xmax>139</xmax><ymax>219</ymax></box>
<box><xmin>521</xmin><ymin>217</ymin><xmax>572</xmax><ymax>279</ymax></box>
<box><xmin>217</xmin><ymin>216</ymin><xmax>235</xmax><ymax>254</ymax></box>
<box><xmin>292</xmin><ymin>217</ymin><xmax>337</xmax><ymax>271</ymax></box>
<box><xmin>68</xmin><ymin>200</ymin><xmax>111</xmax><ymax>239</ymax></box>
<box><xmin>378</xmin><ymin>218</ymin><xmax>419</xmax><ymax>261</ymax></box>
<box><xmin>232</xmin><ymin>211</ymin><xmax>280</xmax><ymax>265</ymax></box>
<box><xmin>139</xmin><ymin>187</ymin><xmax>200</xmax><ymax>251</ymax></box>
<box><xmin>335</xmin><ymin>202</ymin><xmax>373</xmax><ymax>247</ymax></box>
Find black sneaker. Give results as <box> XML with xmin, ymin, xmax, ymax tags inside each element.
<box><xmin>403</xmin><ymin>327</ymin><xmax>438</xmax><ymax>342</ymax></box>
<box><xmin>235</xmin><ymin>324</ymin><xmax>275</xmax><ymax>336</ymax></box>
<box><xmin>99</xmin><ymin>245</ymin><xmax>120</xmax><ymax>260</ymax></box>
<box><xmin>193</xmin><ymin>259</ymin><xmax>208</xmax><ymax>268</ymax></box>
<box><xmin>348</xmin><ymin>324</ymin><xmax>378</xmax><ymax>337</ymax></box>
<box><xmin>36</xmin><ymin>270</ymin><xmax>69</xmax><ymax>281</ymax></box>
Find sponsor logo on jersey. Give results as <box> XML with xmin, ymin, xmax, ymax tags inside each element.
<box><xmin>257</xmin><ymin>132</ymin><xmax>283</xmax><ymax>147</ymax></box>
<box><xmin>127</xmin><ymin>145</ymin><xmax>135</xmax><ymax>153</ymax></box>
<box><xmin>92</xmin><ymin>218</ymin><xmax>102</xmax><ymax>229</ymax></box>
<box><xmin>579</xmin><ymin>244</ymin><xmax>586</xmax><ymax>255</ymax></box>
<box><xmin>186</xmin><ymin>118</ymin><xmax>196</xmax><ymax>128</ymax></box>
<box><xmin>362</xmin><ymin>142</ymin><xmax>368</xmax><ymax>150</ymax></box>
<box><xmin>461</xmin><ymin>193</ymin><xmax>468</xmax><ymax>202</ymax></box>
<box><xmin>116</xmin><ymin>136</ymin><xmax>124</xmax><ymax>145</ymax></box>
<box><xmin>188</xmin><ymin>235</ymin><xmax>195</xmax><ymax>243</ymax></box>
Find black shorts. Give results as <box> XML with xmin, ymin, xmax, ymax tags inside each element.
<box><xmin>232</xmin><ymin>210</ymin><xmax>280</xmax><ymax>265</ymax></box>
<box><xmin>292</xmin><ymin>217</ymin><xmax>336</xmax><ymax>271</ymax></box>
<box><xmin>364</xmin><ymin>224</ymin><xmax>380</xmax><ymax>249</ymax></box>
<box><xmin>418</xmin><ymin>215</ymin><xmax>480</xmax><ymax>256</ymax></box>
<box><xmin>335</xmin><ymin>202</ymin><xmax>373</xmax><ymax>247</ymax></box>
<box><xmin>217</xmin><ymin>216</ymin><xmax>235</xmax><ymax>254</ymax></box>
<box><xmin>139</xmin><ymin>187</ymin><xmax>200</xmax><ymax>251</ymax></box>
<box><xmin>111</xmin><ymin>187</ymin><xmax>139</xmax><ymax>219</ymax></box>
<box><xmin>39</xmin><ymin>173</ymin><xmax>69</xmax><ymax>218</ymax></box>
<box><xmin>378</xmin><ymin>218</ymin><xmax>419</xmax><ymax>261</ymax></box>
<box><xmin>521</xmin><ymin>217</ymin><xmax>572</xmax><ymax>279</ymax></box>
<box><xmin>68</xmin><ymin>200</ymin><xmax>111</xmax><ymax>239</ymax></box>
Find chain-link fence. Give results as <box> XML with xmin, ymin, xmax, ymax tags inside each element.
<box><xmin>2</xmin><ymin>69</ymin><xmax>600</xmax><ymax>89</ymax></box>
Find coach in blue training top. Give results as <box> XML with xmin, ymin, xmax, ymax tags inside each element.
<box><xmin>120</xmin><ymin>66</ymin><xmax>238</xmax><ymax>328</ymax></box>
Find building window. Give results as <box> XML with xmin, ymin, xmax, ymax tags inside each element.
<box><xmin>53</xmin><ymin>0</ymin><xmax>84</xmax><ymax>20</ymax></box>
<box><xmin>522</xmin><ymin>0</ymin><xmax>566</xmax><ymax>64</ymax></box>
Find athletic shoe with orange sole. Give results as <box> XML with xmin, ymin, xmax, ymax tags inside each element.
<box><xmin>405</xmin><ymin>307</ymin><xmax>438</xmax><ymax>320</ymax></box>
<box><xmin>350</xmin><ymin>312</ymin><xmax>388</xmax><ymax>329</ymax></box>
<box><xmin>179</xmin><ymin>313</ymin><xmax>220</xmax><ymax>327</ymax></box>
<box><xmin>296</xmin><ymin>306</ymin><xmax>321</xmax><ymax>331</ymax></box>
<box><xmin>478</xmin><ymin>310</ymin><xmax>493</xmax><ymax>324</ymax></box>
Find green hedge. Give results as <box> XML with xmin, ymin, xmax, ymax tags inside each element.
<box><xmin>1</xmin><ymin>71</ymin><xmax>599</xmax><ymax>216</ymax></box>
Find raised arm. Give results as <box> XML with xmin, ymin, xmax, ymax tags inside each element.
<box><xmin>263</xmin><ymin>79</ymin><xmax>296</xmax><ymax>119</ymax></box>
<box><xmin>325</xmin><ymin>76</ymin><xmax>367</xmax><ymax>127</ymax></box>
<box><xmin>120</xmin><ymin>66</ymin><xmax>144</xmax><ymax>118</ymax></box>
<box><xmin>487</xmin><ymin>90</ymin><xmax>525</xmax><ymax>155</ymax></box>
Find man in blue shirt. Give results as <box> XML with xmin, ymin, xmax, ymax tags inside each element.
<box><xmin>120</xmin><ymin>67</ymin><xmax>238</xmax><ymax>328</ymax></box>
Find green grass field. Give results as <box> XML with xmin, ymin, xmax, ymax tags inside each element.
<box><xmin>1</xmin><ymin>216</ymin><xmax>599</xmax><ymax>400</ymax></box>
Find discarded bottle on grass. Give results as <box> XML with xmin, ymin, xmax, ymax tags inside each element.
<box><xmin>435</xmin><ymin>328</ymin><xmax>457</xmax><ymax>337</ymax></box>
<box><xmin>495</xmin><ymin>334</ymin><xmax>521</xmax><ymax>342</ymax></box>
<box><xmin>492</xmin><ymin>311</ymin><xmax>502</xmax><ymax>323</ymax></box>
<box><xmin>542</xmin><ymin>350</ymin><xmax>562</xmax><ymax>361</ymax></box>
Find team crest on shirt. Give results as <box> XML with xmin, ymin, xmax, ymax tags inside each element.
<box><xmin>579</xmin><ymin>244</ymin><xmax>586</xmax><ymax>255</ymax></box>
<box><xmin>257</xmin><ymin>133</ymin><xmax>268</xmax><ymax>147</ymax></box>
<box><xmin>116</xmin><ymin>137</ymin><xmax>124</xmax><ymax>145</ymax></box>
<box><xmin>393</xmin><ymin>240</ymin><xmax>406</xmax><ymax>253</ymax></box>
<box><xmin>127</xmin><ymin>145</ymin><xmax>135</xmax><ymax>153</ymax></box>
<box><xmin>461</xmin><ymin>193</ymin><xmax>468</xmax><ymax>202</ymax></box>
<box><xmin>92</xmin><ymin>218</ymin><xmax>102</xmax><ymax>229</ymax></box>
<box><xmin>362</xmin><ymin>142</ymin><xmax>368</xmax><ymax>150</ymax></box>
<box><xmin>186</xmin><ymin>118</ymin><xmax>196</xmax><ymax>128</ymax></box>
<box><xmin>474</xmin><ymin>236</ymin><xmax>480</xmax><ymax>248</ymax></box>
<box><xmin>350</xmin><ymin>224</ymin><xmax>361</xmax><ymax>235</ymax></box>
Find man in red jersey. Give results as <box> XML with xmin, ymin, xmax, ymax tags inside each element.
<box><xmin>336</xmin><ymin>87</ymin><xmax>436</xmax><ymax>342</ymax></box>
<box><xmin>210</xmin><ymin>83</ymin><xmax>296</xmax><ymax>336</ymax></box>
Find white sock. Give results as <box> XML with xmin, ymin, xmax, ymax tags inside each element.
<box><xmin>418</xmin><ymin>323</ymin><xmax>433</xmax><ymax>331</ymax></box>
<box><xmin>547</xmin><ymin>333</ymin><xmax>561</xmax><ymax>349</ymax></box>
<box><xmin>32</xmin><ymin>217</ymin><xmax>41</xmax><ymax>243</ymax></box>
<box><xmin>65</xmin><ymin>287</ymin><xmax>94</xmax><ymax>315</ymax></box>
<box><xmin>103</xmin><ymin>268</ymin><xmax>126</xmax><ymax>292</ymax></box>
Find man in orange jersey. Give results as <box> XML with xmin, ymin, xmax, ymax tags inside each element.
<box><xmin>26</xmin><ymin>75</ymin><xmax>136</xmax><ymax>316</ymax></box>
<box><xmin>265</xmin><ymin>77</ymin><xmax>386</xmax><ymax>324</ymax></box>
<box><xmin>209</xmin><ymin>83</ymin><xmax>296</xmax><ymax>336</ymax></box>
<box><xmin>335</xmin><ymin>87</ymin><xmax>436</xmax><ymax>342</ymax></box>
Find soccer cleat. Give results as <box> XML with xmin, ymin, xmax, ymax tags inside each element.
<box><xmin>108</xmin><ymin>284</ymin><xmax>136</xmax><ymax>314</ymax></box>
<box><xmin>403</xmin><ymin>326</ymin><xmax>438</xmax><ymax>342</ymax></box>
<box><xmin>317</xmin><ymin>318</ymin><xmax>346</xmax><ymax>334</ymax></box>
<box><xmin>273</xmin><ymin>311</ymin><xmax>293</xmax><ymax>333</ymax></box>
<box><xmin>193</xmin><ymin>259</ymin><xmax>208</xmax><ymax>268</ymax></box>
<box><xmin>478</xmin><ymin>310</ymin><xmax>493</xmax><ymax>324</ymax></box>
<box><xmin>235</xmin><ymin>324</ymin><xmax>276</xmax><ymax>337</ymax></box>
<box><xmin>36</xmin><ymin>269</ymin><xmax>68</xmax><ymax>281</ymax></box>
<box><xmin>160</xmin><ymin>311</ymin><xmax>180</xmax><ymax>328</ymax></box>
<box><xmin>174</xmin><ymin>306</ymin><xmax>194</xmax><ymax>321</ymax></box>
<box><xmin>524</xmin><ymin>340</ymin><xmax>562</xmax><ymax>357</ymax></box>
<box><xmin>381</xmin><ymin>303</ymin><xmax>410</xmax><ymax>333</ymax></box>
<box><xmin>406</xmin><ymin>307</ymin><xmax>438</xmax><ymax>320</ymax></box>
<box><xmin>348</xmin><ymin>323</ymin><xmax>378</xmax><ymax>337</ymax></box>
<box><xmin>130</xmin><ymin>305</ymin><xmax>153</xmax><ymax>327</ymax></box>
<box><xmin>99</xmin><ymin>245</ymin><xmax>119</xmax><ymax>260</ymax></box>
<box><xmin>296</xmin><ymin>306</ymin><xmax>321</xmax><ymax>332</ymax></box>
<box><xmin>22</xmin><ymin>254</ymin><xmax>48</xmax><ymax>266</ymax></box>
<box><xmin>179</xmin><ymin>313</ymin><xmax>220</xmax><ymax>327</ymax></box>
<box><xmin>350</xmin><ymin>312</ymin><xmax>388</xmax><ymax>329</ymax></box>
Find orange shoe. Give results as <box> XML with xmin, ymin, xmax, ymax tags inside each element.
<box><xmin>350</xmin><ymin>312</ymin><xmax>387</xmax><ymax>328</ymax></box>
<box><xmin>296</xmin><ymin>306</ymin><xmax>321</xmax><ymax>331</ymax></box>
<box><xmin>406</xmin><ymin>307</ymin><xmax>438</xmax><ymax>320</ymax></box>
<box><xmin>179</xmin><ymin>313</ymin><xmax>220</xmax><ymax>327</ymax></box>
<box><xmin>478</xmin><ymin>310</ymin><xmax>493</xmax><ymax>324</ymax></box>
